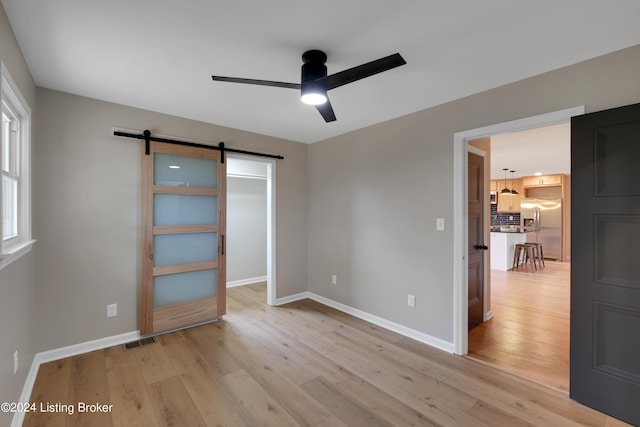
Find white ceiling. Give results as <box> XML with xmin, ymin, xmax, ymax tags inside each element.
<box><xmin>490</xmin><ymin>123</ymin><xmax>570</xmax><ymax>180</ymax></box>
<box><xmin>3</xmin><ymin>1</ymin><xmax>640</xmax><ymax>144</ymax></box>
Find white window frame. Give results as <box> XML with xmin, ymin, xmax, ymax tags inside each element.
<box><xmin>0</xmin><ymin>61</ymin><xmax>34</xmax><ymax>270</ymax></box>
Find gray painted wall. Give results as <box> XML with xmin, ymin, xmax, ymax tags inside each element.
<box><xmin>227</xmin><ymin>175</ymin><xmax>268</xmax><ymax>283</ymax></box>
<box><xmin>307</xmin><ymin>44</ymin><xmax>640</xmax><ymax>344</ymax></box>
<box><xmin>0</xmin><ymin>5</ymin><xmax>37</xmax><ymax>425</ymax></box>
<box><xmin>33</xmin><ymin>88</ymin><xmax>308</xmax><ymax>352</ymax></box>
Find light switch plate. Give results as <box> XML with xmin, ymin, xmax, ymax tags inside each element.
<box><xmin>436</xmin><ymin>218</ymin><xmax>445</xmax><ymax>231</ymax></box>
<box><xmin>107</xmin><ymin>303</ymin><xmax>117</xmax><ymax>318</ymax></box>
<box><xmin>408</xmin><ymin>294</ymin><xmax>416</xmax><ymax>307</ymax></box>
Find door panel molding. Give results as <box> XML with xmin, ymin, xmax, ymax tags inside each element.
<box><xmin>153</xmin><ymin>260</ymin><xmax>218</xmax><ymax>277</ymax></box>
<box><xmin>153</xmin><ymin>296</ymin><xmax>218</xmax><ymax>332</ymax></box>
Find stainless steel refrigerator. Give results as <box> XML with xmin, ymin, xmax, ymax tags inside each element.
<box><xmin>520</xmin><ymin>197</ymin><xmax>562</xmax><ymax>261</ymax></box>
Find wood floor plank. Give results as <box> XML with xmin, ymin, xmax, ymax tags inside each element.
<box><xmin>23</xmin><ymin>359</ymin><xmax>71</xmax><ymax>427</ymax></box>
<box><xmin>467</xmin><ymin>399</ymin><xmax>537</xmax><ymax>427</ymax></box>
<box><xmin>66</xmin><ymin>350</ymin><xmax>112</xmax><ymax>427</ymax></box>
<box><xmin>328</xmin><ymin>369</ymin><xmax>440</xmax><ymax>427</ymax></box>
<box><xmin>298</xmin><ymin>298</ymin><xmax>407</xmax><ymax>345</ymax></box>
<box><xmin>184</xmin><ymin>324</ymin><xmax>243</xmax><ymax>377</ymax></box>
<box><xmin>179</xmin><ymin>371</ymin><xmax>255</xmax><ymax>427</ymax></box>
<box><xmin>147</xmin><ymin>376</ymin><xmax>207</xmax><ymax>427</ymax></box>
<box><xmin>204</xmin><ymin>285</ymin><xmax>339</xmax><ymax>427</ymax></box>
<box><xmin>289</xmin><ymin>324</ymin><xmax>482</xmax><ymax>426</ymax></box>
<box><xmin>157</xmin><ymin>327</ymin><xmax>253</xmax><ymax>427</ymax></box>
<box><xmin>225</xmin><ymin>314</ymin><xmax>345</xmax><ymax>387</ymax></box>
<box><xmin>301</xmin><ymin>303</ymin><xmax>455</xmax><ymax>383</ymax></box>
<box><xmin>133</xmin><ymin>337</ymin><xmax>177</xmax><ymax>385</ymax></box>
<box><xmin>104</xmin><ymin>345</ymin><xmax>159</xmax><ymax>426</ymax></box>
<box><xmin>244</xmin><ymin>362</ymin><xmax>338</xmax><ymax>427</ymax></box>
<box><xmin>301</xmin><ymin>376</ymin><xmax>395</xmax><ymax>427</ymax></box>
<box><xmin>220</xmin><ymin>370</ymin><xmax>299</xmax><ymax>427</ymax></box>
<box><xmin>445</xmin><ymin>369</ymin><xmax>602</xmax><ymax>427</ymax></box>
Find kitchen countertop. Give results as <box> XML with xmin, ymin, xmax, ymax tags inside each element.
<box><xmin>490</xmin><ymin>226</ymin><xmax>531</xmax><ymax>233</ymax></box>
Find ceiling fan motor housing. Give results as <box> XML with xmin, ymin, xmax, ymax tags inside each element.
<box><xmin>301</xmin><ymin>50</ymin><xmax>328</xmax><ymax>86</ymax></box>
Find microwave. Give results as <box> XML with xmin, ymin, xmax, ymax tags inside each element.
<box><xmin>490</xmin><ymin>191</ymin><xmax>497</xmax><ymax>204</ymax></box>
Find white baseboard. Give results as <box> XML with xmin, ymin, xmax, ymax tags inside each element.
<box><xmin>226</xmin><ymin>276</ymin><xmax>268</xmax><ymax>288</ymax></box>
<box><xmin>485</xmin><ymin>310</ymin><xmax>494</xmax><ymax>321</ymax></box>
<box><xmin>34</xmin><ymin>331</ymin><xmax>141</xmax><ymax>365</ymax></box>
<box><xmin>12</xmin><ymin>331</ymin><xmax>139</xmax><ymax>427</ymax></box>
<box><xmin>273</xmin><ymin>291</ymin><xmax>310</xmax><ymax>306</ymax></box>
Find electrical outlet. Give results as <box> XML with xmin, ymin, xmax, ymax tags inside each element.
<box><xmin>107</xmin><ymin>303</ymin><xmax>117</xmax><ymax>318</ymax></box>
<box><xmin>408</xmin><ymin>294</ymin><xmax>416</xmax><ymax>307</ymax></box>
<box><xmin>13</xmin><ymin>350</ymin><xmax>18</xmax><ymax>375</ymax></box>
<box><xmin>331</xmin><ymin>275</ymin><xmax>337</xmax><ymax>285</ymax></box>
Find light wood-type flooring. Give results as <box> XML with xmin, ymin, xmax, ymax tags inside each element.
<box><xmin>468</xmin><ymin>261</ymin><xmax>570</xmax><ymax>393</ymax></box>
<box><xmin>23</xmin><ymin>281</ymin><xmax>631</xmax><ymax>426</ymax></box>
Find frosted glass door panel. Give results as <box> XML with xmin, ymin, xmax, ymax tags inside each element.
<box><xmin>154</xmin><ymin>194</ymin><xmax>217</xmax><ymax>226</ymax></box>
<box><xmin>153</xmin><ymin>233</ymin><xmax>218</xmax><ymax>266</ymax></box>
<box><xmin>154</xmin><ymin>269</ymin><xmax>217</xmax><ymax>307</ymax></box>
<box><xmin>154</xmin><ymin>153</ymin><xmax>217</xmax><ymax>187</ymax></box>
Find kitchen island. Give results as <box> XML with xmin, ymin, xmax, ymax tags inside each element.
<box><xmin>490</xmin><ymin>228</ymin><xmax>527</xmax><ymax>271</ymax></box>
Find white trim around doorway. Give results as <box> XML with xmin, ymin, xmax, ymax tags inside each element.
<box><xmin>452</xmin><ymin>106</ymin><xmax>584</xmax><ymax>356</ymax></box>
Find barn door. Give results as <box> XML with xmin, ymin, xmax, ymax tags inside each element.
<box><xmin>140</xmin><ymin>141</ymin><xmax>226</xmax><ymax>335</ymax></box>
<box><xmin>571</xmin><ymin>102</ymin><xmax>640</xmax><ymax>425</ymax></box>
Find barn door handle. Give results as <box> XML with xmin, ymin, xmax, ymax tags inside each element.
<box><xmin>221</xmin><ymin>234</ymin><xmax>225</xmax><ymax>255</ymax></box>
<box><xmin>474</xmin><ymin>245</ymin><xmax>488</xmax><ymax>250</ymax></box>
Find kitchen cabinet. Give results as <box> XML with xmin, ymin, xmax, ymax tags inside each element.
<box><xmin>496</xmin><ymin>178</ymin><xmax>523</xmax><ymax>212</ymax></box>
<box><xmin>522</xmin><ymin>174</ymin><xmax>564</xmax><ymax>187</ymax></box>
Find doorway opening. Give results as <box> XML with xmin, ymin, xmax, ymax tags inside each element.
<box><xmin>226</xmin><ymin>155</ymin><xmax>276</xmax><ymax>306</ymax></box>
<box><xmin>453</xmin><ymin>106</ymin><xmax>584</xmax><ymax>390</ymax></box>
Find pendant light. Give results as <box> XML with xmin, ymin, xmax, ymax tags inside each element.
<box><xmin>500</xmin><ymin>168</ymin><xmax>512</xmax><ymax>196</ymax></box>
<box><xmin>510</xmin><ymin>170</ymin><xmax>519</xmax><ymax>196</ymax></box>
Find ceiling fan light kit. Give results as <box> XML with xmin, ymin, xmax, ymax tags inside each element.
<box><xmin>211</xmin><ymin>49</ymin><xmax>406</xmax><ymax>122</ymax></box>
<box><xmin>301</xmin><ymin>82</ymin><xmax>328</xmax><ymax>105</ymax></box>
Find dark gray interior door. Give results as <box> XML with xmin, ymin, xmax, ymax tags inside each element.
<box><xmin>571</xmin><ymin>102</ymin><xmax>640</xmax><ymax>426</ymax></box>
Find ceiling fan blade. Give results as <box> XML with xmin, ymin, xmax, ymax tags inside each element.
<box><xmin>321</xmin><ymin>53</ymin><xmax>406</xmax><ymax>90</ymax></box>
<box><xmin>315</xmin><ymin>98</ymin><xmax>337</xmax><ymax>122</ymax></box>
<box><xmin>212</xmin><ymin>75</ymin><xmax>300</xmax><ymax>90</ymax></box>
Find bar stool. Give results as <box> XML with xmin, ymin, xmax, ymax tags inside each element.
<box><xmin>512</xmin><ymin>243</ymin><xmax>537</xmax><ymax>272</ymax></box>
<box><xmin>525</xmin><ymin>242</ymin><xmax>545</xmax><ymax>269</ymax></box>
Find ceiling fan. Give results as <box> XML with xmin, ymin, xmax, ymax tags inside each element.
<box><xmin>211</xmin><ymin>50</ymin><xmax>406</xmax><ymax>122</ymax></box>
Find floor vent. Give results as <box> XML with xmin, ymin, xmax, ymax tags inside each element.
<box><xmin>123</xmin><ymin>336</ymin><xmax>157</xmax><ymax>351</ymax></box>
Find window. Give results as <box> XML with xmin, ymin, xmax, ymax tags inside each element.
<box><xmin>0</xmin><ymin>62</ymin><xmax>33</xmax><ymax>269</ymax></box>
